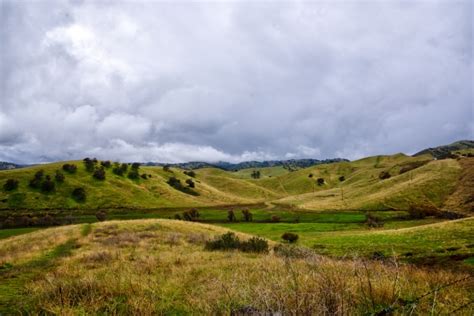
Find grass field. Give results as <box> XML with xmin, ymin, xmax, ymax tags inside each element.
<box><xmin>0</xmin><ymin>220</ymin><xmax>472</xmax><ymax>314</ymax></box>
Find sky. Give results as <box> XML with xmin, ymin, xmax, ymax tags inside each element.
<box><xmin>0</xmin><ymin>0</ymin><xmax>472</xmax><ymax>164</ymax></box>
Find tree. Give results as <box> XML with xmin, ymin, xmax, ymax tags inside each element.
<box><xmin>339</xmin><ymin>175</ymin><xmax>345</xmax><ymax>182</ymax></box>
<box><xmin>378</xmin><ymin>171</ymin><xmax>391</xmax><ymax>180</ymax></box>
<box><xmin>131</xmin><ymin>162</ymin><xmax>141</xmax><ymax>170</ymax></box>
<box><xmin>62</xmin><ymin>164</ymin><xmax>77</xmax><ymax>173</ymax></box>
<box><xmin>184</xmin><ymin>170</ymin><xmax>196</xmax><ymax>177</ymax></box>
<box><xmin>241</xmin><ymin>208</ymin><xmax>253</xmax><ymax>222</ymax></box>
<box><xmin>141</xmin><ymin>173</ymin><xmax>148</xmax><ymax>179</ymax></box>
<box><xmin>3</xmin><ymin>179</ymin><xmax>19</xmax><ymax>191</ymax></box>
<box><xmin>308</xmin><ymin>174</ymin><xmax>313</xmax><ymax>178</ymax></box>
<box><xmin>163</xmin><ymin>165</ymin><xmax>170</xmax><ymax>172</ymax></box>
<box><xmin>127</xmin><ymin>169</ymin><xmax>139</xmax><ymax>179</ymax></box>
<box><xmin>72</xmin><ymin>187</ymin><xmax>86</xmax><ymax>202</ymax></box>
<box><xmin>185</xmin><ymin>178</ymin><xmax>195</xmax><ymax>188</ymax></box>
<box><xmin>100</xmin><ymin>160</ymin><xmax>112</xmax><ymax>168</ymax></box>
<box><xmin>281</xmin><ymin>232</ymin><xmax>299</xmax><ymax>243</ymax></box>
<box><xmin>83</xmin><ymin>158</ymin><xmax>96</xmax><ymax>172</ymax></box>
<box><xmin>55</xmin><ymin>170</ymin><xmax>65</xmax><ymax>182</ymax></box>
<box><xmin>112</xmin><ymin>162</ymin><xmax>124</xmax><ymax>176</ymax></box>
<box><xmin>41</xmin><ymin>175</ymin><xmax>55</xmax><ymax>193</ymax></box>
<box><xmin>227</xmin><ymin>209</ymin><xmax>236</xmax><ymax>222</ymax></box>
<box><xmin>93</xmin><ymin>167</ymin><xmax>106</xmax><ymax>180</ymax></box>
<box><xmin>29</xmin><ymin>170</ymin><xmax>44</xmax><ymax>189</ymax></box>
<box><xmin>183</xmin><ymin>208</ymin><xmax>200</xmax><ymax>221</ymax></box>
<box><xmin>96</xmin><ymin>211</ymin><xmax>107</xmax><ymax>221</ymax></box>
<box><xmin>251</xmin><ymin>170</ymin><xmax>261</xmax><ymax>179</ymax></box>
<box><xmin>317</xmin><ymin>178</ymin><xmax>325</xmax><ymax>186</ymax></box>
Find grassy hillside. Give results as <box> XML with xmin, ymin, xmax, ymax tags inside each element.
<box><xmin>0</xmin><ymin>219</ymin><xmax>472</xmax><ymax>314</ymax></box>
<box><xmin>0</xmin><ymin>155</ymin><xmax>472</xmax><ymax>214</ymax></box>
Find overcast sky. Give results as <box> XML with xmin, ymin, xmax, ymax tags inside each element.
<box><xmin>0</xmin><ymin>0</ymin><xmax>472</xmax><ymax>164</ymax></box>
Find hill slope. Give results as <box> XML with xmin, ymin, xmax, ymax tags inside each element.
<box><xmin>414</xmin><ymin>140</ymin><xmax>474</xmax><ymax>159</ymax></box>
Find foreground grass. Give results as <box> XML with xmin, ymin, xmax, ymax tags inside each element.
<box><xmin>0</xmin><ymin>219</ymin><xmax>472</xmax><ymax>314</ymax></box>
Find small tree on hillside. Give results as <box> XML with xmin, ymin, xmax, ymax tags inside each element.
<box><xmin>339</xmin><ymin>175</ymin><xmax>345</xmax><ymax>182</ymax></box>
<box><xmin>93</xmin><ymin>167</ymin><xmax>106</xmax><ymax>180</ymax></box>
<box><xmin>62</xmin><ymin>164</ymin><xmax>77</xmax><ymax>173</ymax></box>
<box><xmin>3</xmin><ymin>179</ymin><xmax>19</xmax><ymax>191</ymax></box>
<box><xmin>41</xmin><ymin>175</ymin><xmax>55</xmax><ymax>193</ymax></box>
<box><xmin>251</xmin><ymin>170</ymin><xmax>261</xmax><ymax>179</ymax></box>
<box><xmin>185</xmin><ymin>178</ymin><xmax>195</xmax><ymax>188</ymax></box>
<box><xmin>281</xmin><ymin>232</ymin><xmax>299</xmax><ymax>243</ymax></box>
<box><xmin>227</xmin><ymin>209</ymin><xmax>237</xmax><ymax>222</ymax></box>
<box><xmin>72</xmin><ymin>187</ymin><xmax>86</xmax><ymax>202</ymax></box>
<box><xmin>100</xmin><ymin>160</ymin><xmax>112</xmax><ymax>168</ymax></box>
<box><xmin>83</xmin><ymin>158</ymin><xmax>96</xmax><ymax>172</ymax></box>
<box><xmin>379</xmin><ymin>171</ymin><xmax>391</xmax><ymax>180</ymax></box>
<box><xmin>241</xmin><ymin>208</ymin><xmax>253</xmax><ymax>222</ymax></box>
<box><xmin>55</xmin><ymin>170</ymin><xmax>65</xmax><ymax>182</ymax></box>
<box><xmin>317</xmin><ymin>178</ymin><xmax>325</xmax><ymax>186</ymax></box>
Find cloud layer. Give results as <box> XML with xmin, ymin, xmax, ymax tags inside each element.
<box><xmin>1</xmin><ymin>0</ymin><xmax>472</xmax><ymax>163</ymax></box>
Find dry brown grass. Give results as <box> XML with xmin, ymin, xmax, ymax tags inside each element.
<box><xmin>1</xmin><ymin>219</ymin><xmax>472</xmax><ymax>315</ymax></box>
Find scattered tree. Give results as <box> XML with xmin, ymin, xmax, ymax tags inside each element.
<box><xmin>339</xmin><ymin>175</ymin><xmax>345</xmax><ymax>182</ymax></box>
<box><xmin>227</xmin><ymin>209</ymin><xmax>236</xmax><ymax>222</ymax></box>
<box><xmin>140</xmin><ymin>173</ymin><xmax>148</xmax><ymax>179</ymax></box>
<box><xmin>317</xmin><ymin>178</ymin><xmax>325</xmax><ymax>186</ymax></box>
<box><xmin>41</xmin><ymin>175</ymin><xmax>55</xmax><ymax>193</ymax></box>
<box><xmin>127</xmin><ymin>169</ymin><xmax>139</xmax><ymax>180</ymax></box>
<box><xmin>29</xmin><ymin>170</ymin><xmax>44</xmax><ymax>189</ymax></box>
<box><xmin>379</xmin><ymin>171</ymin><xmax>391</xmax><ymax>180</ymax></box>
<box><xmin>184</xmin><ymin>170</ymin><xmax>196</xmax><ymax>177</ymax></box>
<box><xmin>185</xmin><ymin>178</ymin><xmax>195</xmax><ymax>188</ymax></box>
<box><xmin>93</xmin><ymin>167</ymin><xmax>106</xmax><ymax>180</ymax></box>
<box><xmin>72</xmin><ymin>187</ymin><xmax>86</xmax><ymax>202</ymax></box>
<box><xmin>100</xmin><ymin>160</ymin><xmax>112</xmax><ymax>168</ymax></box>
<box><xmin>131</xmin><ymin>162</ymin><xmax>141</xmax><ymax>170</ymax></box>
<box><xmin>251</xmin><ymin>170</ymin><xmax>261</xmax><ymax>179</ymax></box>
<box><xmin>83</xmin><ymin>158</ymin><xmax>96</xmax><ymax>172</ymax></box>
<box><xmin>55</xmin><ymin>170</ymin><xmax>65</xmax><ymax>182</ymax></box>
<box><xmin>241</xmin><ymin>208</ymin><xmax>253</xmax><ymax>222</ymax></box>
<box><xmin>163</xmin><ymin>165</ymin><xmax>171</xmax><ymax>172</ymax></box>
<box><xmin>62</xmin><ymin>164</ymin><xmax>77</xmax><ymax>173</ymax></box>
<box><xmin>3</xmin><ymin>179</ymin><xmax>19</xmax><ymax>191</ymax></box>
<box><xmin>183</xmin><ymin>208</ymin><xmax>200</xmax><ymax>221</ymax></box>
<box><xmin>95</xmin><ymin>210</ymin><xmax>107</xmax><ymax>221</ymax></box>
<box><xmin>281</xmin><ymin>232</ymin><xmax>299</xmax><ymax>243</ymax></box>
<box><xmin>308</xmin><ymin>174</ymin><xmax>313</xmax><ymax>178</ymax></box>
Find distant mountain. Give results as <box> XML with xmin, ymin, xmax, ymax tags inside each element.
<box><xmin>145</xmin><ymin>158</ymin><xmax>348</xmax><ymax>171</ymax></box>
<box><xmin>414</xmin><ymin>140</ymin><xmax>474</xmax><ymax>159</ymax></box>
<box><xmin>0</xmin><ymin>161</ymin><xmax>25</xmax><ymax>170</ymax></box>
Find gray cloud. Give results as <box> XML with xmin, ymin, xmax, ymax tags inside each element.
<box><xmin>0</xmin><ymin>0</ymin><xmax>472</xmax><ymax>164</ymax></box>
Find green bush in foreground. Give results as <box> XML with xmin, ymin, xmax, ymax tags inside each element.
<box><xmin>205</xmin><ymin>232</ymin><xmax>268</xmax><ymax>253</ymax></box>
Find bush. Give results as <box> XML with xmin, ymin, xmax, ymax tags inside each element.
<box><xmin>3</xmin><ymin>179</ymin><xmax>19</xmax><ymax>191</ymax></box>
<box><xmin>120</xmin><ymin>163</ymin><xmax>129</xmax><ymax>173</ymax></box>
<box><xmin>271</xmin><ymin>215</ymin><xmax>281</xmax><ymax>222</ymax></box>
<box><xmin>29</xmin><ymin>170</ymin><xmax>44</xmax><ymax>189</ymax></box>
<box><xmin>100</xmin><ymin>160</ymin><xmax>111</xmax><ymax>168</ymax></box>
<box><xmin>55</xmin><ymin>170</ymin><xmax>65</xmax><ymax>182</ymax></box>
<box><xmin>281</xmin><ymin>232</ymin><xmax>299</xmax><ymax>243</ymax></box>
<box><xmin>112</xmin><ymin>163</ymin><xmax>124</xmax><ymax>176</ymax></box>
<box><xmin>140</xmin><ymin>173</ymin><xmax>148</xmax><ymax>179</ymax></box>
<box><xmin>183</xmin><ymin>208</ymin><xmax>200</xmax><ymax>221</ymax></box>
<box><xmin>62</xmin><ymin>164</ymin><xmax>77</xmax><ymax>173</ymax></box>
<box><xmin>184</xmin><ymin>170</ymin><xmax>196</xmax><ymax>177</ymax></box>
<box><xmin>239</xmin><ymin>237</ymin><xmax>269</xmax><ymax>253</ymax></box>
<box><xmin>365</xmin><ymin>213</ymin><xmax>384</xmax><ymax>228</ymax></box>
<box><xmin>308</xmin><ymin>174</ymin><xmax>313</xmax><ymax>178</ymax></box>
<box><xmin>241</xmin><ymin>208</ymin><xmax>253</xmax><ymax>222</ymax></box>
<box><xmin>185</xmin><ymin>178</ymin><xmax>195</xmax><ymax>188</ymax></box>
<box><xmin>96</xmin><ymin>211</ymin><xmax>107</xmax><ymax>222</ymax></box>
<box><xmin>83</xmin><ymin>158</ymin><xmax>96</xmax><ymax>172</ymax></box>
<box><xmin>339</xmin><ymin>175</ymin><xmax>345</xmax><ymax>182</ymax></box>
<box><xmin>72</xmin><ymin>187</ymin><xmax>86</xmax><ymax>202</ymax></box>
<box><xmin>163</xmin><ymin>165</ymin><xmax>170</xmax><ymax>172</ymax></box>
<box><xmin>378</xmin><ymin>171</ymin><xmax>391</xmax><ymax>180</ymax></box>
<box><xmin>93</xmin><ymin>167</ymin><xmax>106</xmax><ymax>180</ymax></box>
<box><xmin>317</xmin><ymin>178</ymin><xmax>325</xmax><ymax>186</ymax></box>
<box><xmin>251</xmin><ymin>170</ymin><xmax>261</xmax><ymax>179</ymax></box>
<box><xmin>205</xmin><ymin>232</ymin><xmax>240</xmax><ymax>251</ymax></box>
<box><xmin>167</xmin><ymin>177</ymin><xmax>199</xmax><ymax>196</ymax></box>
<box><xmin>41</xmin><ymin>176</ymin><xmax>55</xmax><ymax>193</ymax></box>
<box><xmin>227</xmin><ymin>209</ymin><xmax>236</xmax><ymax>222</ymax></box>
<box><xmin>127</xmin><ymin>170</ymin><xmax>139</xmax><ymax>180</ymax></box>
<box><xmin>131</xmin><ymin>162</ymin><xmax>140</xmax><ymax>170</ymax></box>
<box><xmin>174</xmin><ymin>214</ymin><xmax>182</xmax><ymax>220</ymax></box>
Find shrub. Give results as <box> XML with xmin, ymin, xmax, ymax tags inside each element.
<box><xmin>241</xmin><ymin>208</ymin><xmax>253</xmax><ymax>222</ymax></box>
<box><xmin>317</xmin><ymin>178</ymin><xmax>325</xmax><ymax>186</ymax></box>
<box><xmin>72</xmin><ymin>187</ymin><xmax>86</xmax><ymax>202</ymax></box>
<box><xmin>131</xmin><ymin>162</ymin><xmax>140</xmax><ymax>170</ymax></box>
<box><xmin>96</xmin><ymin>211</ymin><xmax>107</xmax><ymax>222</ymax></box>
<box><xmin>185</xmin><ymin>178</ymin><xmax>195</xmax><ymax>188</ymax></box>
<box><xmin>41</xmin><ymin>176</ymin><xmax>55</xmax><ymax>193</ymax></box>
<box><xmin>365</xmin><ymin>213</ymin><xmax>384</xmax><ymax>228</ymax></box>
<box><xmin>163</xmin><ymin>165</ymin><xmax>170</xmax><ymax>172</ymax></box>
<box><xmin>184</xmin><ymin>170</ymin><xmax>196</xmax><ymax>177</ymax></box>
<box><xmin>100</xmin><ymin>160</ymin><xmax>111</xmax><ymax>168</ymax></box>
<box><xmin>251</xmin><ymin>170</ymin><xmax>261</xmax><ymax>179</ymax></box>
<box><xmin>93</xmin><ymin>167</ymin><xmax>106</xmax><ymax>180</ymax></box>
<box><xmin>127</xmin><ymin>170</ymin><xmax>139</xmax><ymax>180</ymax></box>
<box><xmin>174</xmin><ymin>214</ymin><xmax>182</xmax><ymax>220</ymax></box>
<box><xmin>3</xmin><ymin>179</ymin><xmax>19</xmax><ymax>191</ymax></box>
<box><xmin>29</xmin><ymin>170</ymin><xmax>44</xmax><ymax>189</ymax></box>
<box><xmin>227</xmin><ymin>209</ymin><xmax>236</xmax><ymax>222</ymax></box>
<box><xmin>55</xmin><ymin>170</ymin><xmax>65</xmax><ymax>182</ymax></box>
<box><xmin>167</xmin><ymin>177</ymin><xmax>199</xmax><ymax>196</ymax></box>
<box><xmin>140</xmin><ymin>173</ymin><xmax>148</xmax><ymax>179</ymax></box>
<box><xmin>183</xmin><ymin>208</ymin><xmax>200</xmax><ymax>221</ymax></box>
<box><xmin>120</xmin><ymin>163</ymin><xmax>129</xmax><ymax>173</ymax></box>
<box><xmin>339</xmin><ymin>175</ymin><xmax>345</xmax><ymax>182</ymax></box>
<box><xmin>378</xmin><ymin>171</ymin><xmax>391</xmax><ymax>180</ymax></box>
<box><xmin>271</xmin><ymin>215</ymin><xmax>281</xmax><ymax>222</ymax></box>
<box><xmin>281</xmin><ymin>232</ymin><xmax>299</xmax><ymax>243</ymax></box>
<box><xmin>205</xmin><ymin>232</ymin><xmax>240</xmax><ymax>251</ymax></box>
<box><xmin>112</xmin><ymin>164</ymin><xmax>124</xmax><ymax>176</ymax></box>
<box><xmin>83</xmin><ymin>158</ymin><xmax>96</xmax><ymax>172</ymax></box>
<box><xmin>308</xmin><ymin>174</ymin><xmax>313</xmax><ymax>178</ymax></box>
<box><xmin>62</xmin><ymin>164</ymin><xmax>77</xmax><ymax>173</ymax></box>
<box><xmin>239</xmin><ymin>237</ymin><xmax>269</xmax><ymax>253</ymax></box>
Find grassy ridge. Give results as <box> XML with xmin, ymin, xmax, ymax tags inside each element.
<box><xmin>0</xmin><ymin>155</ymin><xmax>472</xmax><ymax>213</ymax></box>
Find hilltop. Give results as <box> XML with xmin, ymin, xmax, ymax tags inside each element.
<box><xmin>414</xmin><ymin>140</ymin><xmax>474</xmax><ymax>159</ymax></box>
